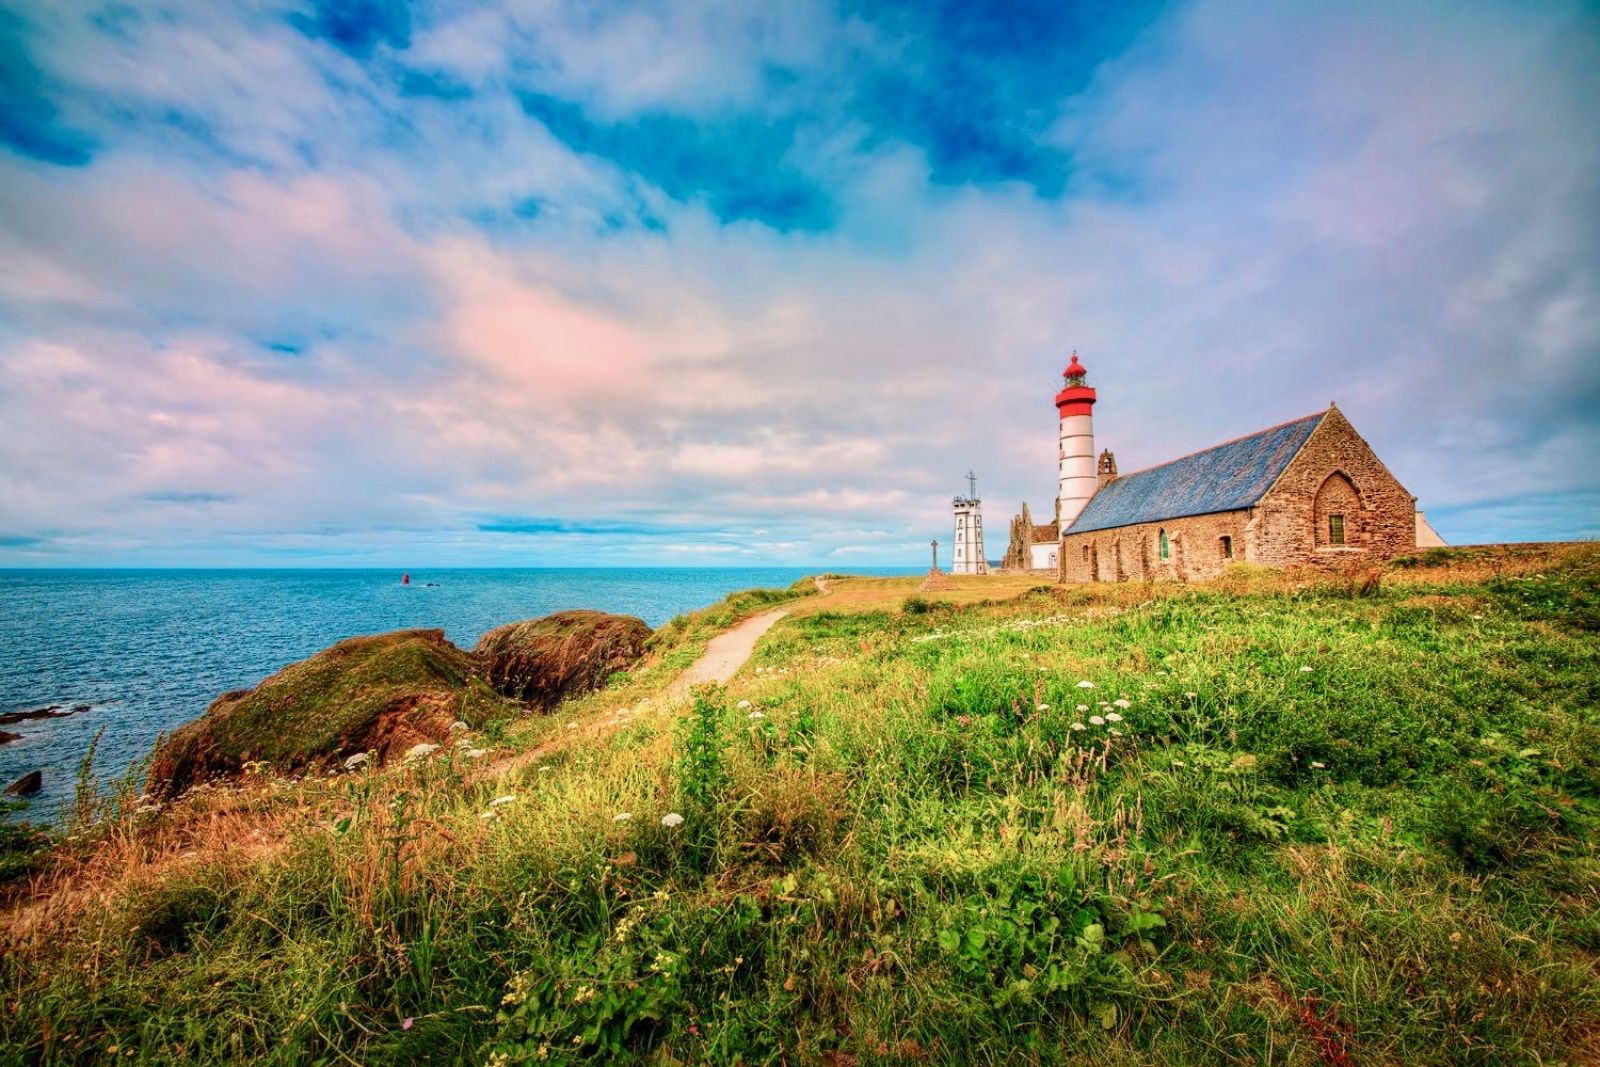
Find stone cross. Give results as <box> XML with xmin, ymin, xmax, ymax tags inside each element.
<box><xmin>930</xmin><ymin>539</ymin><xmax>938</xmax><ymax>571</ymax></box>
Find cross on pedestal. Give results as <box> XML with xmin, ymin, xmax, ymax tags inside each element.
<box><xmin>930</xmin><ymin>539</ymin><xmax>939</xmax><ymax>572</ymax></box>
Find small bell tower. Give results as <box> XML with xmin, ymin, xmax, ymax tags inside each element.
<box><xmin>1098</xmin><ymin>449</ymin><xmax>1118</xmax><ymax>488</ymax></box>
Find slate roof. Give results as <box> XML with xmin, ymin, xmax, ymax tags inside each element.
<box><xmin>1065</xmin><ymin>410</ymin><xmax>1326</xmax><ymax>535</ymax></box>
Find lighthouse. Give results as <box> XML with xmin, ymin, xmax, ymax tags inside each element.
<box><xmin>1055</xmin><ymin>352</ymin><xmax>1098</xmax><ymax>529</ymax></box>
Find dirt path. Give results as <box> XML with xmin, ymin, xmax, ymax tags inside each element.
<box><xmin>489</xmin><ymin>605</ymin><xmax>794</xmax><ymax>774</ymax></box>
<box><xmin>668</xmin><ymin>607</ymin><xmax>789</xmax><ymax>696</ymax></box>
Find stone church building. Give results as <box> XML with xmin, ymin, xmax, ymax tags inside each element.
<box><xmin>1005</xmin><ymin>354</ymin><xmax>1446</xmax><ymax>582</ymax></box>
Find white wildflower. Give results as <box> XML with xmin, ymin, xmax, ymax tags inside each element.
<box><xmin>1076</xmin><ymin>704</ymin><xmax>1089</xmax><ymax>712</ymax></box>
<box><xmin>613</xmin><ymin>812</ymin><xmax>632</xmax><ymax>823</ymax></box>
<box><xmin>537</xmin><ymin>765</ymin><xmax>552</xmax><ymax>773</ymax></box>
<box><xmin>448</xmin><ymin>720</ymin><xmax>469</xmax><ymax>732</ymax></box>
<box><xmin>1076</xmin><ymin>680</ymin><xmax>1095</xmax><ymax>690</ymax></box>
<box><xmin>737</xmin><ymin>700</ymin><xmax>752</xmax><ymax>709</ymax></box>
<box><xmin>566</xmin><ymin>722</ymin><xmax>578</xmax><ymax>730</ymax></box>
<box><xmin>1071</xmin><ymin>722</ymin><xmax>1086</xmax><ymax>731</ymax></box>
<box><xmin>1089</xmin><ymin>715</ymin><xmax>1105</xmax><ymax>726</ymax></box>
<box><xmin>1171</xmin><ymin>760</ymin><xmax>1186</xmax><ymax>768</ymax></box>
<box><xmin>404</xmin><ymin>743</ymin><xmax>439</xmax><ymax>759</ymax></box>
<box><xmin>1113</xmin><ymin>698</ymin><xmax>1131</xmax><ymax>709</ymax></box>
<box><xmin>462</xmin><ymin>748</ymin><xmax>487</xmax><ymax>759</ymax></box>
<box><xmin>480</xmin><ymin>811</ymin><xmax>497</xmax><ymax>820</ymax></box>
<box><xmin>1185</xmin><ymin>691</ymin><xmax>1198</xmax><ymax>699</ymax></box>
<box><xmin>343</xmin><ymin>752</ymin><xmax>370</xmax><ymax>769</ymax></box>
<box><xmin>1311</xmin><ymin>761</ymin><xmax>1326</xmax><ymax>769</ymax></box>
<box><xmin>1106</xmin><ymin>712</ymin><xmax>1123</xmax><ymax>723</ymax></box>
<box><xmin>1299</xmin><ymin>666</ymin><xmax>1313</xmax><ymax>673</ymax></box>
<box><xmin>1036</xmin><ymin>703</ymin><xmax>1050</xmax><ymax>711</ymax></box>
<box><xmin>747</xmin><ymin>711</ymin><xmax>765</xmax><ymax>721</ymax></box>
<box><xmin>661</xmin><ymin>812</ymin><xmax>684</xmax><ymax>828</ymax></box>
<box><xmin>490</xmin><ymin>795</ymin><xmax>517</xmax><ymax>807</ymax></box>
<box><xmin>1109</xmin><ymin>728</ymin><xmax>1122</xmax><ymax>737</ymax></box>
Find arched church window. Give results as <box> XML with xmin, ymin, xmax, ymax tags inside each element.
<box><xmin>1220</xmin><ymin>536</ymin><xmax>1233</xmax><ymax>559</ymax></box>
<box><xmin>1158</xmin><ymin>529</ymin><xmax>1170</xmax><ymax>562</ymax></box>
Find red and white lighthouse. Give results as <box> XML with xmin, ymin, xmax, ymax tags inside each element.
<box><xmin>1055</xmin><ymin>352</ymin><xmax>1098</xmax><ymax>529</ymax></box>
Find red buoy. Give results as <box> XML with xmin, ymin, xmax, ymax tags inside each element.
<box><xmin>401</xmin><ymin>573</ymin><xmax>410</xmax><ymax>585</ymax></box>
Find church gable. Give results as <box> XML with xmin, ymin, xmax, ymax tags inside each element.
<box><xmin>1064</xmin><ymin>411</ymin><xmax>1325</xmax><ymax>536</ymax></box>
<box><xmin>1252</xmin><ymin>404</ymin><xmax>1417</xmax><ymax>562</ymax></box>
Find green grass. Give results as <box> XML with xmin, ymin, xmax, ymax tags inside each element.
<box><xmin>2</xmin><ymin>549</ymin><xmax>1597</xmax><ymax>1064</ymax></box>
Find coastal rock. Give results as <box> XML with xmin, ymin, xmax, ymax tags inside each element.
<box><xmin>0</xmin><ymin>704</ymin><xmax>92</xmax><ymax>727</ymax></box>
<box><xmin>148</xmin><ymin>629</ymin><xmax>520</xmax><ymax>799</ymax></box>
<box><xmin>0</xmin><ymin>730</ymin><xmax>19</xmax><ymax>746</ymax></box>
<box><xmin>4</xmin><ymin>770</ymin><xmax>42</xmax><ymax>797</ymax></box>
<box><xmin>474</xmin><ymin>610</ymin><xmax>651</xmax><ymax>708</ymax></box>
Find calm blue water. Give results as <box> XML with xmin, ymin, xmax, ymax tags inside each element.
<box><xmin>0</xmin><ymin>568</ymin><xmax>911</xmax><ymax>821</ymax></box>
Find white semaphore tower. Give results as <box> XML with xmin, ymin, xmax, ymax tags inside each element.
<box><xmin>1054</xmin><ymin>352</ymin><xmax>1098</xmax><ymax>529</ymax></box>
<box><xmin>951</xmin><ymin>470</ymin><xmax>989</xmax><ymax>575</ymax></box>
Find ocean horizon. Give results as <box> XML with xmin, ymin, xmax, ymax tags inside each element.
<box><xmin>0</xmin><ymin>566</ymin><xmax>918</xmax><ymax>821</ymax></box>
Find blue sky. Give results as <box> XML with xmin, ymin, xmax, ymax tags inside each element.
<box><xmin>0</xmin><ymin>0</ymin><xmax>1596</xmax><ymax>566</ymax></box>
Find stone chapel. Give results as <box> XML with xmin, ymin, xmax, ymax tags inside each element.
<box><xmin>1003</xmin><ymin>354</ymin><xmax>1446</xmax><ymax>581</ymax></box>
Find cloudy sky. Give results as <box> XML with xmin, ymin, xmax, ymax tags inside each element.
<box><xmin>1</xmin><ymin>0</ymin><xmax>1596</xmax><ymax>566</ymax></box>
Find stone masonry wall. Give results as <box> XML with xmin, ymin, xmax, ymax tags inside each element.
<box><xmin>1252</xmin><ymin>405</ymin><xmax>1416</xmax><ymax>568</ymax></box>
<box><xmin>1060</xmin><ymin>509</ymin><xmax>1252</xmax><ymax>583</ymax></box>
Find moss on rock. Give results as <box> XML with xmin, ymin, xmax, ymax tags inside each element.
<box><xmin>149</xmin><ymin>629</ymin><xmax>517</xmax><ymax>798</ymax></box>
<box><xmin>474</xmin><ymin>610</ymin><xmax>651</xmax><ymax>707</ymax></box>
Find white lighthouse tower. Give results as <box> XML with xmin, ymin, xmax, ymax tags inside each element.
<box><xmin>1055</xmin><ymin>352</ymin><xmax>1098</xmax><ymax>529</ymax></box>
<box><xmin>951</xmin><ymin>470</ymin><xmax>989</xmax><ymax>575</ymax></box>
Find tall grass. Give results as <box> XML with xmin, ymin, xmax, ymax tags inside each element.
<box><xmin>1</xmin><ymin>546</ymin><xmax>1597</xmax><ymax>1064</ymax></box>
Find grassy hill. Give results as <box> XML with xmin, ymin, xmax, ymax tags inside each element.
<box><xmin>1</xmin><ymin>549</ymin><xmax>1596</xmax><ymax>1064</ymax></box>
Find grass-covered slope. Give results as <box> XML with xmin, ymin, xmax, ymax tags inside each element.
<box><xmin>476</xmin><ymin>611</ymin><xmax>651</xmax><ymax>707</ymax></box>
<box><xmin>3</xmin><ymin>548</ymin><xmax>1597</xmax><ymax>1064</ymax></box>
<box><xmin>148</xmin><ymin>628</ymin><xmax>520</xmax><ymax>797</ymax></box>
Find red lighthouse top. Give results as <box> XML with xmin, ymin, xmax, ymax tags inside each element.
<box><xmin>1055</xmin><ymin>351</ymin><xmax>1096</xmax><ymax>418</ymax></box>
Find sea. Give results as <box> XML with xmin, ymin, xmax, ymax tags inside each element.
<box><xmin>0</xmin><ymin>567</ymin><xmax>913</xmax><ymax>821</ymax></box>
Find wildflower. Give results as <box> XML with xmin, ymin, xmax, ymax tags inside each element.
<box><xmin>661</xmin><ymin>812</ymin><xmax>685</xmax><ymax>827</ymax></box>
<box><xmin>1113</xmin><ymin>698</ymin><xmax>1131</xmax><ymax>709</ymax></box>
<box><xmin>1171</xmin><ymin>760</ymin><xmax>1186</xmax><ymax>768</ymax></box>
<box><xmin>1077</xmin><ymin>680</ymin><xmax>1095</xmax><ymax>689</ymax></box>
<box><xmin>566</xmin><ymin>722</ymin><xmax>578</xmax><ymax>730</ymax></box>
<box><xmin>614</xmin><ymin>812</ymin><xmax>632</xmax><ymax>822</ymax></box>
<box><xmin>1185</xmin><ymin>691</ymin><xmax>1198</xmax><ymax>699</ymax></box>
<box><xmin>480</xmin><ymin>811</ymin><xmax>497</xmax><ymax>820</ymax></box>
<box><xmin>343</xmin><ymin>752</ymin><xmax>370</xmax><ymax>769</ymax></box>
<box><xmin>1089</xmin><ymin>715</ymin><xmax>1105</xmax><ymax>726</ymax></box>
<box><xmin>1105</xmin><ymin>712</ymin><xmax>1123</xmax><ymax>723</ymax></box>
<box><xmin>1036</xmin><ymin>703</ymin><xmax>1050</xmax><ymax>711</ymax></box>
<box><xmin>404</xmin><ymin>742</ymin><xmax>439</xmax><ymax>759</ymax></box>
<box><xmin>1299</xmin><ymin>666</ymin><xmax>1313</xmax><ymax>673</ymax></box>
<box><xmin>537</xmin><ymin>765</ymin><xmax>552</xmax><ymax>773</ymax></box>
<box><xmin>1109</xmin><ymin>728</ymin><xmax>1122</xmax><ymax>736</ymax></box>
<box><xmin>448</xmin><ymin>720</ymin><xmax>469</xmax><ymax>732</ymax></box>
<box><xmin>462</xmin><ymin>748</ymin><xmax>486</xmax><ymax>759</ymax></box>
<box><xmin>490</xmin><ymin>795</ymin><xmax>516</xmax><ymax>807</ymax></box>
<box><xmin>402</xmin><ymin>1017</ymin><xmax>414</xmax><ymax>1031</ymax></box>
<box><xmin>572</xmin><ymin>985</ymin><xmax>596</xmax><ymax>1005</ymax></box>
<box><xmin>1071</xmin><ymin>722</ymin><xmax>1086</xmax><ymax>731</ymax></box>
<box><xmin>737</xmin><ymin>700</ymin><xmax>752</xmax><ymax>709</ymax></box>
<box><xmin>1311</xmin><ymin>761</ymin><xmax>1326</xmax><ymax>769</ymax></box>
<box><xmin>748</xmin><ymin>711</ymin><xmax>765</xmax><ymax>721</ymax></box>
<box><xmin>1076</xmin><ymin>703</ymin><xmax>1089</xmax><ymax>712</ymax></box>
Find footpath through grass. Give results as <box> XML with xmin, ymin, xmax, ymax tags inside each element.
<box><xmin>1</xmin><ymin>548</ymin><xmax>1597</xmax><ymax>1064</ymax></box>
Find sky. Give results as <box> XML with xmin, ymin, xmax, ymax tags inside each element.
<box><xmin>0</xmin><ymin>0</ymin><xmax>1596</xmax><ymax>567</ymax></box>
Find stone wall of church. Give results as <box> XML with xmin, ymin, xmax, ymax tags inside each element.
<box><xmin>1251</xmin><ymin>405</ymin><xmax>1416</xmax><ymax>568</ymax></box>
<box><xmin>1059</xmin><ymin>509</ymin><xmax>1252</xmax><ymax>583</ymax></box>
